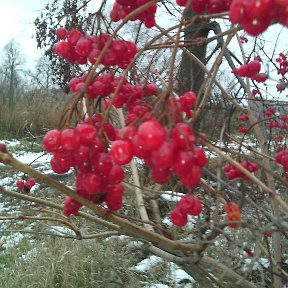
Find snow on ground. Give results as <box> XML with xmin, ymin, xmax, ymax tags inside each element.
<box><xmin>243</xmin><ymin>257</ymin><xmax>270</xmax><ymax>272</ymax></box>
<box><xmin>161</xmin><ymin>192</ymin><xmax>184</xmax><ymax>202</ymax></box>
<box><xmin>48</xmin><ymin>225</ymin><xmax>75</xmax><ymax>236</ymax></box>
<box><xmin>1</xmin><ymin>139</ymin><xmax>21</xmax><ymax>147</ymax></box>
<box><xmin>1</xmin><ymin>232</ymin><xmax>26</xmax><ymax>249</ymax></box>
<box><xmin>130</xmin><ymin>255</ymin><xmax>163</xmax><ymax>273</ymax></box>
<box><xmin>131</xmin><ymin>256</ymin><xmax>195</xmax><ymax>288</ymax></box>
<box><xmin>14</xmin><ymin>152</ymin><xmax>51</xmax><ymax>165</ymax></box>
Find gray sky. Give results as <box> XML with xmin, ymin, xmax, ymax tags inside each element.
<box><xmin>0</xmin><ymin>0</ymin><xmax>48</xmax><ymax>65</ymax></box>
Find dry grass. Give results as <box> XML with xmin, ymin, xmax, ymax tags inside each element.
<box><xmin>0</xmin><ymin>236</ymin><xmax>146</xmax><ymax>288</ymax></box>
<box><xmin>0</xmin><ymin>90</ymin><xmax>68</xmax><ymax>138</ymax></box>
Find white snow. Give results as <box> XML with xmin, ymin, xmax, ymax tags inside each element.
<box><xmin>243</xmin><ymin>257</ymin><xmax>270</xmax><ymax>271</ymax></box>
<box><xmin>130</xmin><ymin>255</ymin><xmax>163</xmax><ymax>273</ymax></box>
<box><xmin>48</xmin><ymin>225</ymin><xmax>75</xmax><ymax>236</ymax></box>
<box><xmin>161</xmin><ymin>192</ymin><xmax>184</xmax><ymax>202</ymax></box>
<box><xmin>14</xmin><ymin>152</ymin><xmax>51</xmax><ymax>165</ymax></box>
<box><xmin>2</xmin><ymin>232</ymin><xmax>25</xmax><ymax>249</ymax></box>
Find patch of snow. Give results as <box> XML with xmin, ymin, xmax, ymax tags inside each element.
<box><xmin>1</xmin><ymin>139</ymin><xmax>21</xmax><ymax>147</ymax></box>
<box><xmin>130</xmin><ymin>255</ymin><xmax>163</xmax><ymax>273</ymax></box>
<box><xmin>21</xmin><ymin>247</ymin><xmax>38</xmax><ymax>261</ymax></box>
<box><xmin>0</xmin><ymin>176</ymin><xmax>15</xmax><ymax>186</ymax></box>
<box><xmin>126</xmin><ymin>240</ymin><xmax>143</xmax><ymax>250</ymax></box>
<box><xmin>14</xmin><ymin>152</ymin><xmax>51</xmax><ymax>165</ymax></box>
<box><xmin>167</xmin><ymin>262</ymin><xmax>195</xmax><ymax>285</ymax></box>
<box><xmin>144</xmin><ymin>285</ymin><xmax>170</xmax><ymax>288</ymax></box>
<box><xmin>48</xmin><ymin>225</ymin><xmax>74</xmax><ymax>236</ymax></box>
<box><xmin>162</xmin><ymin>216</ymin><xmax>173</xmax><ymax>227</ymax></box>
<box><xmin>161</xmin><ymin>192</ymin><xmax>184</xmax><ymax>202</ymax></box>
<box><xmin>2</xmin><ymin>232</ymin><xmax>25</xmax><ymax>249</ymax></box>
<box><xmin>243</xmin><ymin>257</ymin><xmax>270</xmax><ymax>271</ymax></box>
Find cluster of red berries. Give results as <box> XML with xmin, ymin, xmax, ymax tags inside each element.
<box><xmin>170</xmin><ymin>195</ymin><xmax>202</xmax><ymax>227</ymax></box>
<box><xmin>230</xmin><ymin>0</ymin><xmax>288</xmax><ymax>36</ymax></box>
<box><xmin>16</xmin><ymin>178</ymin><xmax>36</xmax><ymax>195</ymax></box>
<box><xmin>265</xmin><ymin>107</ymin><xmax>276</xmax><ymax>117</ymax></box>
<box><xmin>276</xmin><ymin>53</ymin><xmax>288</xmax><ymax>93</ymax></box>
<box><xmin>238</xmin><ymin>114</ymin><xmax>249</xmax><ymax>121</ymax></box>
<box><xmin>110</xmin><ymin>0</ymin><xmax>157</xmax><ymax>28</ymax></box>
<box><xmin>237</xmin><ymin>114</ymin><xmax>249</xmax><ymax>133</ymax></box>
<box><xmin>43</xmin><ymin>115</ymin><xmax>126</xmax><ymax>216</ymax></box>
<box><xmin>111</xmin><ymin>120</ymin><xmax>207</xmax><ymax>188</ymax></box>
<box><xmin>224</xmin><ymin>161</ymin><xmax>259</xmax><ymax>180</ymax></box>
<box><xmin>176</xmin><ymin>0</ymin><xmax>232</xmax><ymax>14</ymax></box>
<box><xmin>69</xmin><ymin>72</ymin><xmax>158</xmax><ymax>102</ymax></box>
<box><xmin>276</xmin><ymin>53</ymin><xmax>288</xmax><ymax>76</ymax></box>
<box><xmin>53</xmin><ymin>28</ymin><xmax>137</xmax><ymax>69</ymax></box>
<box><xmin>233</xmin><ymin>60</ymin><xmax>267</xmax><ymax>83</ymax></box>
<box><xmin>275</xmin><ymin>148</ymin><xmax>288</xmax><ymax>173</ymax></box>
<box><xmin>224</xmin><ymin>202</ymin><xmax>241</xmax><ymax>228</ymax></box>
<box><xmin>0</xmin><ymin>143</ymin><xmax>8</xmax><ymax>163</ymax></box>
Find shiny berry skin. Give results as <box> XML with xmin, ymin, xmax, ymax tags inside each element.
<box><xmin>61</xmin><ymin>129</ymin><xmax>80</xmax><ymax>151</ymax></box>
<box><xmin>75</xmin><ymin>123</ymin><xmax>97</xmax><ymax>146</ymax></box>
<box><xmin>110</xmin><ymin>140</ymin><xmax>133</xmax><ymax>165</ymax></box>
<box><xmin>105</xmin><ymin>184</ymin><xmax>124</xmax><ymax>211</ymax></box>
<box><xmin>56</xmin><ymin>27</ymin><xmax>67</xmax><ymax>39</ymax></box>
<box><xmin>178</xmin><ymin>195</ymin><xmax>195</xmax><ymax>214</ymax></box>
<box><xmin>170</xmin><ymin>207</ymin><xmax>188</xmax><ymax>227</ymax></box>
<box><xmin>171</xmin><ymin>123</ymin><xmax>194</xmax><ymax>149</ymax></box>
<box><xmin>0</xmin><ymin>143</ymin><xmax>8</xmax><ymax>162</ymax></box>
<box><xmin>137</xmin><ymin>120</ymin><xmax>166</xmax><ymax>151</ymax></box>
<box><xmin>43</xmin><ymin>130</ymin><xmax>62</xmax><ymax>152</ymax></box>
<box><xmin>16</xmin><ymin>180</ymin><xmax>25</xmax><ymax>189</ymax></box>
<box><xmin>63</xmin><ymin>197</ymin><xmax>82</xmax><ymax>217</ymax></box>
<box><xmin>150</xmin><ymin>139</ymin><xmax>176</xmax><ymax>169</ymax></box>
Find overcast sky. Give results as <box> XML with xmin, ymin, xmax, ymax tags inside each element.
<box><xmin>0</xmin><ymin>0</ymin><xmax>48</xmax><ymax>65</ymax></box>
<box><xmin>0</xmin><ymin>0</ymin><xmax>287</xmax><ymax>72</ymax></box>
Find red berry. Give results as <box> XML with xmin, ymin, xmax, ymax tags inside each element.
<box><xmin>178</xmin><ymin>195</ymin><xmax>195</xmax><ymax>214</ymax></box>
<box><xmin>105</xmin><ymin>184</ymin><xmax>124</xmax><ymax>211</ymax></box>
<box><xmin>76</xmin><ymin>123</ymin><xmax>97</xmax><ymax>146</ymax></box>
<box><xmin>171</xmin><ymin>123</ymin><xmax>194</xmax><ymax>149</ymax></box>
<box><xmin>61</xmin><ymin>129</ymin><xmax>80</xmax><ymax>151</ymax></box>
<box><xmin>137</xmin><ymin>120</ymin><xmax>166</xmax><ymax>151</ymax></box>
<box><xmin>170</xmin><ymin>207</ymin><xmax>188</xmax><ymax>227</ymax></box>
<box><xmin>16</xmin><ymin>180</ymin><xmax>25</xmax><ymax>189</ymax></box>
<box><xmin>56</xmin><ymin>27</ymin><xmax>67</xmax><ymax>39</ymax></box>
<box><xmin>43</xmin><ymin>130</ymin><xmax>61</xmax><ymax>152</ymax></box>
<box><xmin>63</xmin><ymin>197</ymin><xmax>82</xmax><ymax>217</ymax></box>
<box><xmin>187</xmin><ymin>198</ymin><xmax>202</xmax><ymax>216</ymax></box>
<box><xmin>150</xmin><ymin>139</ymin><xmax>176</xmax><ymax>169</ymax></box>
<box><xmin>0</xmin><ymin>143</ymin><xmax>8</xmax><ymax>162</ymax></box>
<box><xmin>110</xmin><ymin>140</ymin><xmax>133</xmax><ymax>165</ymax></box>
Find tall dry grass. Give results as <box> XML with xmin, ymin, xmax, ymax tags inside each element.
<box><xmin>0</xmin><ymin>90</ymin><xmax>68</xmax><ymax>138</ymax></box>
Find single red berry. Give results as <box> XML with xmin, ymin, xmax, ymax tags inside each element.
<box><xmin>76</xmin><ymin>123</ymin><xmax>97</xmax><ymax>146</ymax></box>
<box><xmin>43</xmin><ymin>130</ymin><xmax>61</xmax><ymax>152</ymax></box>
<box><xmin>110</xmin><ymin>140</ymin><xmax>133</xmax><ymax>165</ymax></box>
<box><xmin>16</xmin><ymin>180</ymin><xmax>25</xmax><ymax>189</ymax></box>
<box><xmin>170</xmin><ymin>207</ymin><xmax>188</xmax><ymax>227</ymax></box>
<box><xmin>26</xmin><ymin>178</ymin><xmax>36</xmax><ymax>187</ymax></box>
<box><xmin>108</xmin><ymin>164</ymin><xmax>125</xmax><ymax>185</ymax></box>
<box><xmin>137</xmin><ymin>120</ymin><xmax>166</xmax><ymax>151</ymax></box>
<box><xmin>187</xmin><ymin>198</ymin><xmax>202</xmax><ymax>216</ymax></box>
<box><xmin>178</xmin><ymin>195</ymin><xmax>196</xmax><ymax>214</ymax></box>
<box><xmin>0</xmin><ymin>143</ymin><xmax>8</xmax><ymax>163</ymax></box>
<box><xmin>63</xmin><ymin>197</ymin><xmax>82</xmax><ymax>217</ymax></box>
<box><xmin>61</xmin><ymin>129</ymin><xmax>80</xmax><ymax>151</ymax></box>
<box><xmin>105</xmin><ymin>184</ymin><xmax>124</xmax><ymax>211</ymax></box>
<box><xmin>56</xmin><ymin>27</ymin><xmax>68</xmax><ymax>39</ymax></box>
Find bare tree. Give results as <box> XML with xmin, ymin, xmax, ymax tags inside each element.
<box><xmin>0</xmin><ymin>39</ymin><xmax>25</xmax><ymax>108</ymax></box>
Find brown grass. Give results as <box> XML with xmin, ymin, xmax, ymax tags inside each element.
<box><xmin>0</xmin><ymin>90</ymin><xmax>68</xmax><ymax>138</ymax></box>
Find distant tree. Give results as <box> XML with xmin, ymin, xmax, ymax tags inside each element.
<box><xmin>0</xmin><ymin>39</ymin><xmax>25</xmax><ymax>108</ymax></box>
<box><xmin>26</xmin><ymin>55</ymin><xmax>57</xmax><ymax>90</ymax></box>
